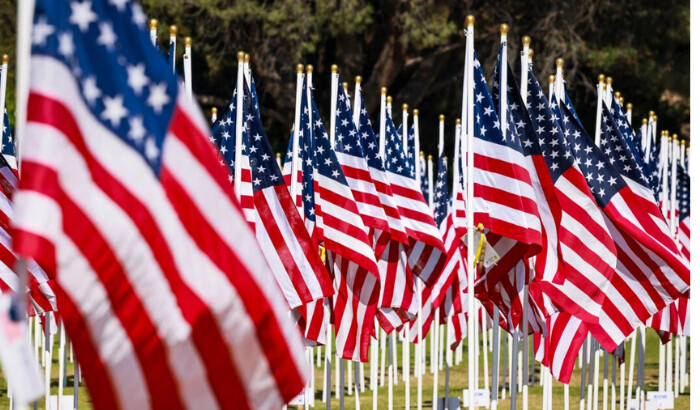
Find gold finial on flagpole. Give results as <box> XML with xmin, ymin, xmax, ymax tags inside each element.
<box><xmin>465</xmin><ymin>15</ymin><xmax>475</xmax><ymax>27</ymax></box>
<box><xmin>355</xmin><ymin>76</ymin><xmax>362</xmax><ymax>84</ymax></box>
<box><xmin>522</xmin><ymin>36</ymin><xmax>531</xmax><ymax>46</ymax></box>
<box><xmin>642</xmin><ymin>118</ymin><xmax>648</xmax><ymax>125</ymax></box>
<box><xmin>211</xmin><ymin>107</ymin><xmax>217</xmax><ymax>116</ymax></box>
<box><xmin>276</xmin><ymin>152</ymin><xmax>281</xmax><ymax>160</ymax></box>
<box><xmin>331</xmin><ymin>64</ymin><xmax>338</xmax><ymax>73</ymax></box>
<box><xmin>296</xmin><ymin>64</ymin><xmax>304</xmax><ymax>73</ymax></box>
<box><xmin>237</xmin><ymin>51</ymin><xmax>245</xmax><ymax>62</ymax></box>
<box><xmin>428</xmin><ymin>154</ymin><xmax>432</xmax><ymax>161</ymax></box>
<box><xmin>244</xmin><ymin>53</ymin><xmax>250</xmax><ymax>63</ymax></box>
<box><xmin>549</xmin><ymin>75</ymin><xmax>555</xmax><ymax>84</ymax></box>
<box><xmin>1</xmin><ymin>54</ymin><xmax>7</xmax><ymax>64</ymax></box>
<box><xmin>528</xmin><ymin>49</ymin><xmax>534</xmax><ymax>59</ymax></box>
<box><xmin>614</xmin><ymin>91</ymin><xmax>621</xmax><ymax>100</ymax></box>
<box><xmin>169</xmin><ymin>25</ymin><xmax>178</xmax><ymax>36</ymax></box>
<box><xmin>381</xmin><ymin>87</ymin><xmax>387</xmax><ymax>95</ymax></box>
<box><xmin>500</xmin><ymin>24</ymin><xmax>509</xmax><ymax>35</ymax></box>
<box><xmin>342</xmin><ymin>82</ymin><xmax>348</xmax><ymax>92</ymax></box>
<box><xmin>653</xmin><ymin>115</ymin><xmax>658</xmax><ymax>123</ymax></box>
<box><xmin>420</xmin><ymin>150</ymin><xmax>425</xmax><ymax>158</ymax></box>
<box><xmin>306</xmin><ymin>64</ymin><xmax>313</xmax><ymax>74</ymax></box>
<box><xmin>456</xmin><ymin>119</ymin><xmax>461</xmax><ymax>125</ymax></box>
<box><xmin>149</xmin><ymin>19</ymin><xmax>158</xmax><ymax>30</ymax></box>
<box><xmin>626</xmin><ymin>103</ymin><xmax>633</xmax><ymax>111</ymax></box>
<box><xmin>413</xmin><ymin>109</ymin><xmax>419</xmax><ymax>116</ymax></box>
<box><xmin>184</xmin><ymin>37</ymin><xmax>192</xmax><ymax>47</ymax></box>
<box><xmin>402</xmin><ymin>103</ymin><xmax>408</xmax><ymax>111</ymax></box>
<box><xmin>387</xmin><ymin>96</ymin><xmax>393</xmax><ymax>104</ymax></box>
<box><xmin>556</xmin><ymin>58</ymin><xmax>564</xmax><ymax>68</ymax></box>
<box><xmin>439</xmin><ymin>114</ymin><xmax>445</xmax><ymax>121</ymax></box>
<box><xmin>606</xmin><ymin>76</ymin><xmax>612</xmax><ymax>86</ymax></box>
<box><xmin>673</xmin><ymin>133</ymin><xmax>678</xmax><ymax>140</ymax></box>
<box><xmin>649</xmin><ymin>110</ymin><xmax>655</xmax><ymax>118</ymax></box>
<box><xmin>598</xmin><ymin>74</ymin><xmax>605</xmax><ymax>83</ymax></box>
<box><xmin>619</xmin><ymin>96</ymin><xmax>624</xmax><ymax>105</ymax></box>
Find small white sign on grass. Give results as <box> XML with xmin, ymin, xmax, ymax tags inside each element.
<box><xmin>646</xmin><ymin>391</ymin><xmax>674</xmax><ymax>409</ymax></box>
<box><xmin>462</xmin><ymin>388</ymin><xmax>490</xmax><ymax>407</ymax></box>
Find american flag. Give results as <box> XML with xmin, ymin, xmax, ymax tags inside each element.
<box><xmin>210</xmin><ymin>84</ymin><xmax>255</xmax><ymax>226</ymax></box>
<box><xmin>382</xmin><ymin>104</ymin><xmax>446</xmax><ymax>287</ymax></box>
<box><xmin>352</xmin><ymin>90</ymin><xmax>415</xmax><ymax>333</ymax></box>
<box><xmin>333</xmin><ymin>77</ymin><xmax>390</xmax><ymax>251</ymax></box>
<box><xmin>15</xmin><ymin>1</ymin><xmax>308</xmax><ymax>407</ymax></box>
<box><xmin>522</xmin><ymin>68</ymin><xmax>617</xmax><ymax>326</ymax></box>
<box><xmin>677</xmin><ymin>161</ymin><xmax>690</xmax><ymax>261</ymax></box>
<box><xmin>297</xmin><ymin>85</ymin><xmax>380</xmax><ymax>361</ymax></box>
<box><xmin>471</xmin><ymin>50</ymin><xmax>542</xmax><ymax>324</ymax></box>
<box><xmin>407</xmin><ymin>149</ymin><xmax>461</xmax><ymax>343</ymax></box>
<box><xmin>1</xmin><ymin>108</ymin><xmax>15</xmax><ymax>171</ymax></box>
<box><xmin>240</xmin><ymin>82</ymin><xmax>333</xmax><ymax>310</ymax></box>
<box><xmin>560</xmin><ymin>102</ymin><xmax>690</xmax><ymax>352</ymax></box>
<box><xmin>536</xmin><ymin>311</ymin><xmax>588</xmax><ymax>383</ymax></box>
<box><xmin>0</xmin><ymin>149</ymin><xmax>57</xmax><ymax>317</ymax></box>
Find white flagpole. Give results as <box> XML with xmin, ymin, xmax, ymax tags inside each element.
<box><xmin>183</xmin><ymin>37</ymin><xmax>193</xmax><ymax>100</ymax></box>
<box><xmin>168</xmin><ymin>25</ymin><xmax>177</xmax><ymax>73</ymax></box>
<box><xmin>57</xmin><ymin>321</ymin><xmax>65</xmax><ymax>410</ymax></box>
<box><xmin>626</xmin><ymin>329</ymin><xmax>637</xmax><ymax>409</ymax></box>
<box><xmin>290</xmin><ymin>64</ymin><xmax>304</xmax><ymax>200</ymax></box>
<box><xmin>490</xmin><ymin>306</ymin><xmax>500</xmax><ymax>410</ymax></box>
<box><xmin>149</xmin><ymin>18</ymin><xmax>158</xmax><ymax>46</ymax></box>
<box><xmin>233</xmin><ymin>51</ymin><xmax>245</xmax><ymax>201</ymax></box>
<box><xmin>243</xmin><ymin>53</ymin><xmax>251</xmax><ymax>87</ymax></box>
<box><xmin>594</xmin><ymin>74</ymin><xmax>604</xmax><ymax>145</ymax></box>
<box><xmin>520</xmin><ymin>35</ymin><xmax>531</xmax><ymax>410</ymax></box>
<box><xmin>554</xmin><ymin>58</ymin><xmax>564</xmax><ymax>103</ymax></box>
<box><xmin>372</xmin><ymin>321</ymin><xmax>379</xmax><ymax>410</ymax></box>
<box><xmin>461</xmin><ymin>15</ymin><xmax>476</xmax><ymax>410</ymax></box>
<box><xmin>413</xmin><ymin>110</ymin><xmax>421</xmax><ymax>184</ymax></box>
<box><xmin>428</xmin><ymin>154</ymin><xmax>434</xmax><ymax>208</ymax></box>
<box><xmin>625</xmin><ymin>103</ymin><xmax>633</xmax><ymax>124</ymax></box>
<box><xmin>603</xmin><ymin>353</ymin><xmax>609</xmax><ymax>410</ymax></box>
<box><xmin>330</xmin><ymin>65</ymin><xmax>338</xmax><ymax>147</ymax></box>
<box><xmin>432</xmin><ymin>306</ymin><xmax>440</xmax><ymax>410</ymax></box>
<box><xmin>402</xmin><ymin>104</ymin><xmax>409</xmax><ymax>153</ymax></box>
<box><xmin>211</xmin><ymin>107</ymin><xmax>217</xmax><ymax>124</ymax></box>
<box><xmin>352</xmin><ymin>77</ymin><xmax>362</xmax><ymax>128</ymax></box>
<box><xmin>0</xmin><ymin>54</ymin><xmax>8</xmax><ymax>120</ymax></box>
<box><xmin>548</xmin><ymin>75</ymin><xmax>554</xmax><ymax>103</ymax></box>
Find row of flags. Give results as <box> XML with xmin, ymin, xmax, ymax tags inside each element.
<box><xmin>0</xmin><ymin>1</ymin><xmax>690</xmax><ymax>407</ymax></box>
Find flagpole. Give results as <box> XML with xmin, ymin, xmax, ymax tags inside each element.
<box><xmin>554</xmin><ymin>58</ymin><xmax>564</xmax><ymax>102</ymax></box>
<box><xmin>461</xmin><ymin>15</ymin><xmax>476</xmax><ymax>410</ymax></box>
<box><xmin>233</xmin><ymin>51</ymin><xmax>245</xmax><ymax>201</ymax></box>
<box><xmin>594</xmin><ymin>74</ymin><xmax>604</xmax><ymax>145</ymax></box>
<box><xmin>330</xmin><ymin>65</ymin><xmax>338</xmax><ymax>147</ymax></box>
<box><xmin>490</xmin><ymin>306</ymin><xmax>500</xmax><ymax>410</ymax></box>
<box><xmin>149</xmin><ymin>18</ymin><xmax>158</xmax><ymax>46</ymax></box>
<box><xmin>290</xmin><ymin>64</ymin><xmax>304</xmax><ymax>200</ymax></box>
<box><xmin>211</xmin><ymin>107</ymin><xmax>217</xmax><ymax>124</ymax></box>
<box><xmin>243</xmin><ymin>54</ymin><xmax>251</xmax><ymax>86</ymax></box>
<box><xmin>548</xmin><ymin>75</ymin><xmax>554</xmax><ymax>102</ymax></box>
<box><xmin>183</xmin><ymin>37</ymin><xmax>193</xmax><ymax>100</ymax></box>
<box><xmin>626</xmin><ymin>329</ymin><xmax>637</xmax><ymax>409</ymax></box>
<box><xmin>352</xmin><ymin>77</ymin><xmax>362</xmax><ymax>127</ymax></box>
<box><xmin>168</xmin><ymin>25</ymin><xmax>177</xmax><ymax>73</ymax></box>
<box><xmin>626</xmin><ymin>103</ymin><xmax>633</xmax><ymax>124</ymax></box>
<box><xmin>0</xmin><ymin>54</ymin><xmax>8</xmax><ymax>121</ymax></box>
<box><xmin>402</xmin><ymin>104</ymin><xmax>409</xmax><ymax>153</ymax></box>
<box><xmin>520</xmin><ymin>35</ymin><xmax>531</xmax><ymax>410</ymax></box>
<box><xmin>415</xmin><ymin>108</ymin><xmax>424</xmax><ymax>410</ymax></box>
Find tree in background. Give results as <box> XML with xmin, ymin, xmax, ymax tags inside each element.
<box><xmin>0</xmin><ymin>0</ymin><xmax>689</xmax><ymax>158</ymax></box>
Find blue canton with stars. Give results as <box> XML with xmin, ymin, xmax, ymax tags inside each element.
<box><xmin>333</xmin><ymin>77</ymin><xmax>365</xmax><ymax>158</ymax></box>
<box><xmin>493</xmin><ymin>49</ymin><xmax>543</xmax><ymax>161</ymax></box>
<box><xmin>563</xmin><ymin>84</ymin><xmax>583</xmax><ymax>128</ymax></box>
<box><xmin>356</xmin><ymin>94</ymin><xmax>384</xmax><ymax>172</ymax></box>
<box><xmin>558</xmin><ymin>101</ymin><xmax>629</xmax><ymax>208</ymax></box>
<box><xmin>2</xmin><ymin>108</ymin><xmax>14</xmax><ymax>159</ymax></box>
<box><xmin>525</xmin><ymin>69</ymin><xmax>577</xmax><ymax>182</ymax></box>
<box><xmin>420</xmin><ymin>155</ymin><xmax>430</xmax><ymax>204</ymax></box>
<box><xmin>213</xmin><ymin>86</ymin><xmax>241</xmax><ymax>176</ymax></box>
<box><xmin>241</xmin><ymin>83</ymin><xmax>284</xmax><ymax>192</ymax></box>
<box><xmin>433</xmin><ymin>151</ymin><xmax>449</xmax><ymax>226</ymax></box>
<box><xmin>406</xmin><ymin>124</ymin><xmax>416</xmax><ymax>176</ymax></box>
<box><xmin>383</xmin><ymin>106</ymin><xmax>414</xmax><ymax>179</ymax></box>
<box><xmin>32</xmin><ymin>0</ymin><xmax>178</xmax><ymax>174</ymax></box>
<box><xmin>678</xmin><ymin>161</ymin><xmax>690</xmax><ymax>222</ymax></box>
<box><xmin>474</xmin><ymin>51</ymin><xmax>522</xmax><ymax>153</ymax></box>
<box><xmin>600</xmin><ymin>103</ymin><xmax>649</xmax><ymax>188</ymax></box>
<box><xmin>610</xmin><ymin>97</ymin><xmax>646</xmax><ymax>177</ymax></box>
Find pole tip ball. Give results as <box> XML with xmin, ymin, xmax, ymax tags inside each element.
<box><xmin>296</xmin><ymin>64</ymin><xmax>304</xmax><ymax>73</ymax></box>
<box><xmin>331</xmin><ymin>64</ymin><xmax>338</xmax><ymax>73</ymax></box>
<box><xmin>402</xmin><ymin>103</ymin><xmax>409</xmax><ymax>111</ymax></box>
<box><xmin>465</xmin><ymin>15</ymin><xmax>475</xmax><ymax>27</ymax></box>
<box><xmin>556</xmin><ymin>58</ymin><xmax>564</xmax><ymax>68</ymax></box>
<box><xmin>169</xmin><ymin>25</ymin><xmax>178</xmax><ymax>36</ymax></box>
<box><xmin>1</xmin><ymin>54</ymin><xmax>7</xmax><ymax>64</ymax></box>
<box><xmin>413</xmin><ymin>109</ymin><xmax>419</xmax><ymax>116</ymax></box>
<box><xmin>237</xmin><ymin>51</ymin><xmax>245</xmax><ymax>62</ymax></box>
<box><xmin>355</xmin><ymin>76</ymin><xmax>362</xmax><ymax>84</ymax></box>
<box><xmin>500</xmin><ymin>24</ymin><xmax>509</xmax><ymax>35</ymax></box>
<box><xmin>522</xmin><ymin>36</ymin><xmax>531</xmax><ymax>46</ymax></box>
<box><xmin>548</xmin><ymin>75</ymin><xmax>555</xmax><ymax>84</ymax></box>
<box><xmin>149</xmin><ymin>19</ymin><xmax>158</xmax><ymax>30</ymax></box>
<box><xmin>381</xmin><ymin>87</ymin><xmax>387</xmax><ymax>95</ymax></box>
<box><xmin>439</xmin><ymin>114</ymin><xmax>445</xmax><ymax>121</ymax></box>
<box><xmin>306</xmin><ymin>64</ymin><xmax>313</xmax><ymax>74</ymax></box>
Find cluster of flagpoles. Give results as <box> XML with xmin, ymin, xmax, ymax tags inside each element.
<box><xmin>3</xmin><ymin>5</ymin><xmax>691</xmax><ymax>410</ymax></box>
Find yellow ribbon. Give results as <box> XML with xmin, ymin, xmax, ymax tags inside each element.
<box><xmin>473</xmin><ymin>223</ymin><xmax>485</xmax><ymax>268</ymax></box>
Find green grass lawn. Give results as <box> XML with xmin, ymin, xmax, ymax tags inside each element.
<box><xmin>0</xmin><ymin>329</ymin><xmax>689</xmax><ymax>409</ymax></box>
